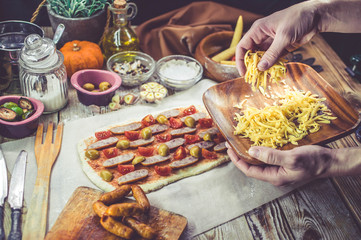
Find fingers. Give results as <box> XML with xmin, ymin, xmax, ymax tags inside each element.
<box><xmin>257</xmin><ymin>34</ymin><xmax>289</xmax><ymax>71</ymax></box>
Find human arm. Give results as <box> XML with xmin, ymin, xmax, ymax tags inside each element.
<box><xmin>226</xmin><ymin>144</ymin><xmax>361</xmax><ymax>186</ymax></box>
<box><xmin>236</xmin><ymin>0</ymin><xmax>361</xmax><ymax>76</ymax></box>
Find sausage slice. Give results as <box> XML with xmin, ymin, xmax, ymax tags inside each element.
<box><xmin>164</xmin><ymin>138</ymin><xmax>186</xmax><ymax>150</ymax></box>
<box><xmin>156</xmin><ymin>109</ymin><xmax>180</xmax><ymax>118</ymax></box>
<box><xmin>141</xmin><ymin>155</ymin><xmax>172</xmax><ymax>166</ymax></box>
<box><xmin>118</xmin><ymin>169</ymin><xmax>149</xmax><ymax>185</ymax></box>
<box><xmin>186</xmin><ymin>141</ymin><xmax>215</xmax><ymax>150</ymax></box>
<box><xmin>87</xmin><ymin>137</ymin><xmax>118</xmax><ymax>150</ymax></box>
<box><xmin>180</xmin><ymin>112</ymin><xmax>207</xmax><ymax>122</ymax></box>
<box><xmin>129</xmin><ymin>137</ymin><xmax>155</xmax><ymax>148</ymax></box>
<box><xmin>198</xmin><ymin>127</ymin><xmax>220</xmax><ymax>138</ymax></box>
<box><xmin>214</xmin><ymin>142</ymin><xmax>227</xmax><ymax>152</ymax></box>
<box><xmin>169</xmin><ymin>156</ymin><xmax>199</xmax><ymax>169</ymax></box>
<box><xmin>110</xmin><ymin>122</ymin><xmax>142</xmax><ymax>134</ymax></box>
<box><xmin>103</xmin><ymin>153</ymin><xmax>135</xmax><ymax>168</ymax></box>
<box><xmin>170</xmin><ymin>127</ymin><xmax>196</xmax><ymax>137</ymax></box>
<box><xmin>148</xmin><ymin>124</ymin><xmax>169</xmax><ymax>134</ymax></box>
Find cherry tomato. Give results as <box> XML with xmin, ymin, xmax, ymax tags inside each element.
<box><xmin>231</xmin><ymin>55</ymin><xmax>236</xmax><ymax>61</ymax></box>
<box><xmin>202</xmin><ymin>149</ymin><xmax>218</xmax><ymax>159</ymax></box>
<box><xmin>155</xmin><ymin>133</ymin><xmax>172</xmax><ymax>143</ymax></box>
<box><xmin>174</xmin><ymin>146</ymin><xmax>186</xmax><ymax>160</ymax></box>
<box><xmin>154</xmin><ymin>166</ymin><xmax>172</xmax><ymax>176</ymax></box>
<box><xmin>213</xmin><ymin>133</ymin><xmax>225</xmax><ymax>144</ymax></box>
<box><xmin>184</xmin><ymin>134</ymin><xmax>200</xmax><ymax>144</ymax></box>
<box><xmin>117</xmin><ymin>165</ymin><xmax>135</xmax><ymax>175</ymax></box>
<box><xmin>169</xmin><ymin>117</ymin><xmax>183</xmax><ymax>129</ymax></box>
<box><xmin>199</xmin><ymin>118</ymin><xmax>213</xmax><ymax>128</ymax></box>
<box><xmin>138</xmin><ymin>146</ymin><xmax>154</xmax><ymax>156</ymax></box>
<box><xmin>141</xmin><ymin>114</ymin><xmax>155</xmax><ymax>127</ymax></box>
<box><xmin>95</xmin><ymin>130</ymin><xmax>112</xmax><ymax>140</ymax></box>
<box><xmin>103</xmin><ymin>148</ymin><xmax>118</xmax><ymax>159</ymax></box>
<box><xmin>124</xmin><ymin>131</ymin><xmax>139</xmax><ymax>141</ymax></box>
<box><xmin>183</xmin><ymin>105</ymin><xmax>197</xmax><ymax>116</ymax></box>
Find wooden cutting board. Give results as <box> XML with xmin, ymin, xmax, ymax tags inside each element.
<box><xmin>45</xmin><ymin>186</ymin><xmax>188</xmax><ymax>240</ymax></box>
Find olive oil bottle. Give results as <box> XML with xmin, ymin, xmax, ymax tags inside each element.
<box><xmin>102</xmin><ymin>0</ymin><xmax>139</xmax><ymax>60</ymax></box>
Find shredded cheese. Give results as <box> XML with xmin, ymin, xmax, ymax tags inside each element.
<box><xmin>233</xmin><ymin>89</ymin><xmax>336</xmax><ymax>148</ymax></box>
<box><xmin>244</xmin><ymin>50</ymin><xmax>287</xmax><ymax>92</ymax></box>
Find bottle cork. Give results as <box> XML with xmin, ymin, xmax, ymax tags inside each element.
<box><xmin>113</xmin><ymin>0</ymin><xmax>126</xmax><ymax>9</ymax></box>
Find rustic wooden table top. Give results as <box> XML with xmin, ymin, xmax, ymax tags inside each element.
<box><xmin>1</xmin><ymin>27</ymin><xmax>361</xmax><ymax>239</ymax></box>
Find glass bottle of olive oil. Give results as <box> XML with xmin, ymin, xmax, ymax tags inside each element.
<box><xmin>102</xmin><ymin>0</ymin><xmax>139</xmax><ymax>60</ymax></box>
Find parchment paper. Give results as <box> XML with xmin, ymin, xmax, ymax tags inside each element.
<box><xmin>1</xmin><ymin>79</ymin><xmax>302</xmax><ymax>238</ymax></box>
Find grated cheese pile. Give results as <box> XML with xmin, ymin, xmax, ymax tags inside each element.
<box><xmin>233</xmin><ymin>89</ymin><xmax>336</xmax><ymax>148</ymax></box>
<box><xmin>244</xmin><ymin>50</ymin><xmax>287</xmax><ymax>91</ymax></box>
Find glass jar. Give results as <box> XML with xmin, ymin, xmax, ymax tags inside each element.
<box><xmin>18</xmin><ymin>34</ymin><xmax>68</xmax><ymax>114</ymax></box>
<box><xmin>102</xmin><ymin>0</ymin><xmax>139</xmax><ymax>60</ymax></box>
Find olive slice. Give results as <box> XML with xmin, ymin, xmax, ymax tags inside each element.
<box><xmin>18</xmin><ymin>97</ymin><xmax>34</xmax><ymax>110</ymax></box>
<box><xmin>0</xmin><ymin>107</ymin><xmax>17</xmax><ymax>121</ymax></box>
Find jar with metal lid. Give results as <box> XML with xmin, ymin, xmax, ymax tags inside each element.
<box><xmin>18</xmin><ymin>34</ymin><xmax>68</xmax><ymax>114</ymax></box>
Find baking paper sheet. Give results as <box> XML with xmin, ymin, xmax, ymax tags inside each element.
<box><xmin>1</xmin><ymin>79</ymin><xmax>303</xmax><ymax>238</ymax></box>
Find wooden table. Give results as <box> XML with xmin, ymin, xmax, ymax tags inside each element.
<box><xmin>1</xmin><ymin>27</ymin><xmax>361</xmax><ymax>239</ymax></box>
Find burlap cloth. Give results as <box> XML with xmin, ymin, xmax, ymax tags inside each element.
<box><xmin>135</xmin><ymin>1</ymin><xmax>262</xmax><ymax>60</ymax></box>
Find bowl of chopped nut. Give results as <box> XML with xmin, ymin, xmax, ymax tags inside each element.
<box><xmin>107</xmin><ymin>51</ymin><xmax>156</xmax><ymax>87</ymax></box>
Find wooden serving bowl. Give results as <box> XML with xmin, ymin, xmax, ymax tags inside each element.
<box><xmin>195</xmin><ymin>31</ymin><xmax>240</xmax><ymax>82</ymax></box>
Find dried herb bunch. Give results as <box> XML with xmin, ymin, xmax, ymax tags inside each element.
<box><xmin>48</xmin><ymin>0</ymin><xmax>108</xmax><ymax>18</ymax></box>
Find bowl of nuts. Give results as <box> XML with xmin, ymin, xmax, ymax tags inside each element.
<box><xmin>107</xmin><ymin>51</ymin><xmax>156</xmax><ymax>87</ymax></box>
<box><xmin>70</xmin><ymin>69</ymin><xmax>122</xmax><ymax>106</ymax></box>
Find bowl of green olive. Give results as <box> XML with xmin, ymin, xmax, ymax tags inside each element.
<box><xmin>71</xmin><ymin>69</ymin><xmax>122</xmax><ymax>106</ymax></box>
<box><xmin>0</xmin><ymin>95</ymin><xmax>44</xmax><ymax>139</ymax></box>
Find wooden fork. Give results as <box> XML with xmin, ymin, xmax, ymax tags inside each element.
<box><xmin>23</xmin><ymin>122</ymin><xmax>64</xmax><ymax>240</ymax></box>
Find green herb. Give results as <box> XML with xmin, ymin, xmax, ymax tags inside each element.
<box><xmin>48</xmin><ymin>0</ymin><xmax>109</xmax><ymax>18</ymax></box>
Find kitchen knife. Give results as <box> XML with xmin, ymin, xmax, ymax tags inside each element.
<box><xmin>0</xmin><ymin>147</ymin><xmax>8</xmax><ymax>240</ymax></box>
<box><xmin>8</xmin><ymin>150</ymin><xmax>27</xmax><ymax>240</ymax></box>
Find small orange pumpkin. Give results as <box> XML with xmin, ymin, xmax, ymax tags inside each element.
<box><xmin>60</xmin><ymin>40</ymin><xmax>104</xmax><ymax>78</ymax></box>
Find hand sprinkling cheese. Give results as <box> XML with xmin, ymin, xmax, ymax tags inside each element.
<box><xmin>244</xmin><ymin>50</ymin><xmax>287</xmax><ymax>92</ymax></box>
<box><xmin>233</xmin><ymin>89</ymin><xmax>336</xmax><ymax>148</ymax></box>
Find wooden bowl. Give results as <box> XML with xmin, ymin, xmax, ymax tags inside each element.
<box><xmin>203</xmin><ymin>63</ymin><xmax>360</xmax><ymax>164</ymax></box>
<box><xmin>195</xmin><ymin>31</ymin><xmax>240</xmax><ymax>82</ymax></box>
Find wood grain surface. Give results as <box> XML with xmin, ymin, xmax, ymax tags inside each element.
<box><xmin>45</xmin><ymin>186</ymin><xmax>187</xmax><ymax>240</ymax></box>
<box><xmin>203</xmin><ymin>62</ymin><xmax>360</xmax><ymax>164</ymax></box>
<box><xmin>1</xmin><ymin>27</ymin><xmax>361</xmax><ymax>240</ymax></box>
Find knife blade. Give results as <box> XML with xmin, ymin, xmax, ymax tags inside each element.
<box><xmin>0</xmin><ymin>147</ymin><xmax>8</xmax><ymax>240</ymax></box>
<box><xmin>8</xmin><ymin>150</ymin><xmax>27</xmax><ymax>240</ymax></box>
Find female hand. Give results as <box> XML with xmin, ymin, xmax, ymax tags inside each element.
<box><xmin>226</xmin><ymin>144</ymin><xmax>336</xmax><ymax>186</ymax></box>
<box><xmin>235</xmin><ymin>1</ymin><xmax>321</xmax><ymax>76</ymax></box>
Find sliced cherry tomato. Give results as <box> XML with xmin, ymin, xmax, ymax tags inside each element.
<box><xmin>138</xmin><ymin>146</ymin><xmax>154</xmax><ymax>156</ymax></box>
<box><xmin>183</xmin><ymin>105</ymin><xmax>197</xmax><ymax>116</ymax></box>
<box><xmin>155</xmin><ymin>133</ymin><xmax>172</xmax><ymax>143</ymax></box>
<box><xmin>184</xmin><ymin>134</ymin><xmax>200</xmax><ymax>144</ymax></box>
<box><xmin>199</xmin><ymin>118</ymin><xmax>213</xmax><ymax>128</ymax></box>
<box><xmin>103</xmin><ymin>148</ymin><xmax>118</xmax><ymax>159</ymax></box>
<box><xmin>117</xmin><ymin>164</ymin><xmax>135</xmax><ymax>175</ymax></box>
<box><xmin>174</xmin><ymin>146</ymin><xmax>186</xmax><ymax>160</ymax></box>
<box><xmin>213</xmin><ymin>133</ymin><xmax>225</xmax><ymax>144</ymax></box>
<box><xmin>95</xmin><ymin>130</ymin><xmax>112</xmax><ymax>140</ymax></box>
<box><xmin>154</xmin><ymin>166</ymin><xmax>172</xmax><ymax>176</ymax></box>
<box><xmin>124</xmin><ymin>130</ymin><xmax>139</xmax><ymax>141</ymax></box>
<box><xmin>202</xmin><ymin>149</ymin><xmax>218</xmax><ymax>159</ymax></box>
<box><xmin>141</xmin><ymin>114</ymin><xmax>155</xmax><ymax>127</ymax></box>
<box><xmin>231</xmin><ymin>55</ymin><xmax>236</xmax><ymax>61</ymax></box>
<box><xmin>169</xmin><ymin>117</ymin><xmax>183</xmax><ymax>129</ymax></box>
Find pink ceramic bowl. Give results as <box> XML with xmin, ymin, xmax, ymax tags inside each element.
<box><xmin>71</xmin><ymin>69</ymin><xmax>122</xmax><ymax>106</ymax></box>
<box><xmin>0</xmin><ymin>95</ymin><xmax>44</xmax><ymax>139</ymax></box>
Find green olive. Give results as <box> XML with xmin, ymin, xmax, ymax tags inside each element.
<box><xmin>140</xmin><ymin>127</ymin><xmax>152</xmax><ymax>140</ymax></box>
<box><xmin>158</xmin><ymin>144</ymin><xmax>170</xmax><ymax>156</ymax></box>
<box><xmin>99</xmin><ymin>81</ymin><xmax>111</xmax><ymax>91</ymax></box>
<box><xmin>82</xmin><ymin>83</ymin><xmax>95</xmax><ymax>91</ymax></box>
<box><xmin>184</xmin><ymin>116</ymin><xmax>196</xmax><ymax>128</ymax></box>
<box><xmin>132</xmin><ymin>156</ymin><xmax>145</xmax><ymax>165</ymax></box>
<box><xmin>100</xmin><ymin>170</ymin><xmax>113</xmax><ymax>182</ymax></box>
<box><xmin>190</xmin><ymin>146</ymin><xmax>201</xmax><ymax>158</ymax></box>
<box><xmin>85</xmin><ymin>149</ymin><xmax>100</xmax><ymax>160</ymax></box>
<box><xmin>156</xmin><ymin>115</ymin><xmax>168</xmax><ymax>124</ymax></box>
<box><xmin>116</xmin><ymin>140</ymin><xmax>130</xmax><ymax>149</ymax></box>
<box><xmin>203</xmin><ymin>133</ymin><xmax>212</xmax><ymax>141</ymax></box>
